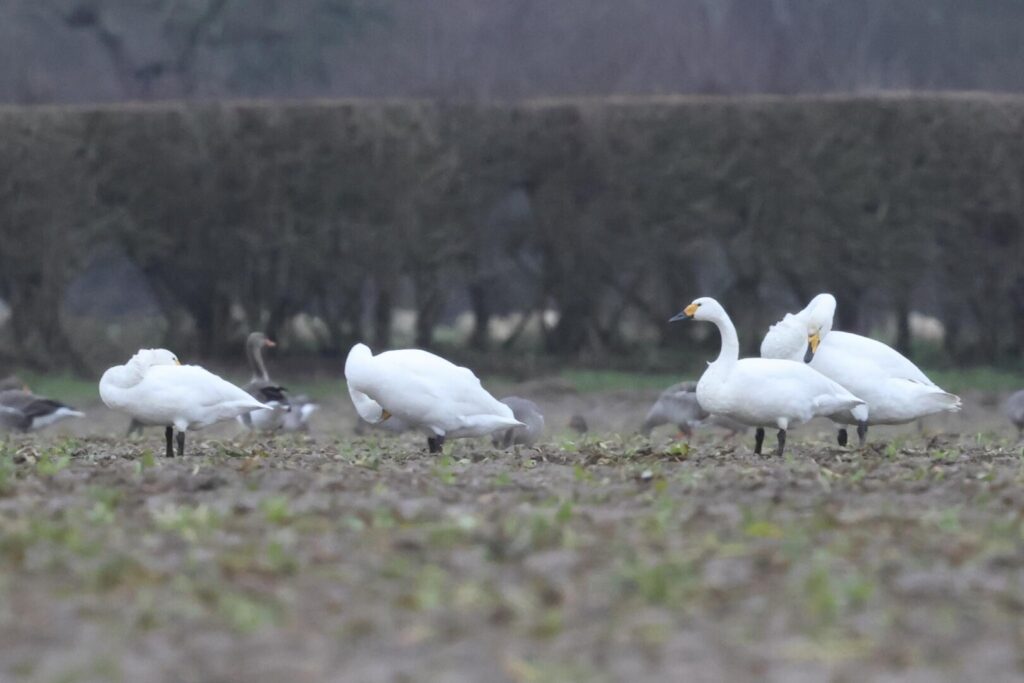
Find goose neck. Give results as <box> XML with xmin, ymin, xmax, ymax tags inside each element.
<box><xmin>247</xmin><ymin>339</ymin><xmax>269</xmax><ymax>381</ymax></box>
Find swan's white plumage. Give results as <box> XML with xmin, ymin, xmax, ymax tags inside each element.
<box><xmin>684</xmin><ymin>298</ymin><xmax>867</xmax><ymax>431</ymax></box>
<box><xmin>760</xmin><ymin>294</ymin><xmax>961</xmax><ymax>425</ymax></box>
<box><xmin>345</xmin><ymin>343</ymin><xmax>521</xmax><ymax>439</ymax></box>
<box><xmin>99</xmin><ymin>348</ymin><xmax>268</xmax><ymax>431</ymax></box>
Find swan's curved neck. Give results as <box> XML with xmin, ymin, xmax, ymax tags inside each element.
<box><xmin>247</xmin><ymin>340</ymin><xmax>269</xmax><ymax>381</ymax></box>
<box><xmin>101</xmin><ymin>363</ymin><xmax>144</xmax><ymax>390</ymax></box>
<box><xmin>711</xmin><ymin>312</ymin><xmax>740</xmax><ymax>366</ymax></box>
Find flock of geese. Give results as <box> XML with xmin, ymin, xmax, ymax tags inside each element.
<box><xmin>1</xmin><ymin>293</ymin><xmax>1020</xmax><ymax>457</ymax></box>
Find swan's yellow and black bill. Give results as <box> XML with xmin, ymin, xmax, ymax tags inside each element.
<box><xmin>669</xmin><ymin>302</ymin><xmax>700</xmax><ymax>322</ymax></box>
<box><xmin>379</xmin><ymin>409</ymin><xmax>392</xmax><ymax>423</ymax></box>
<box><xmin>803</xmin><ymin>332</ymin><xmax>821</xmax><ymax>363</ymax></box>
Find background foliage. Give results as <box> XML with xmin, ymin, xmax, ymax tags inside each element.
<box><xmin>1</xmin><ymin>96</ymin><xmax>1022</xmax><ymax>372</ymax></box>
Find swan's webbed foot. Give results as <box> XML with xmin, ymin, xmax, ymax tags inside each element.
<box><xmin>177</xmin><ymin>431</ymin><xmax>185</xmax><ymax>457</ymax></box>
<box><xmin>427</xmin><ymin>435</ymin><xmax>445</xmax><ymax>454</ymax></box>
<box><xmin>754</xmin><ymin>427</ymin><xmax>765</xmax><ymax>455</ymax></box>
<box><xmin>837</xmin><ymin>429</ymin><xmax>848</xmax><ymax>447</ymax></box>
<box><xmin>776</xmin><ymin>429</ymin><xmax>787</xmax><ymax>456</ymax></box>
<box><xmin>165</xmin><ymin>426</ymin><xmax>174</xmax><ymax>458</ymax></box>
<box><xmin>856</xmin><ymin>422</ymin><xmax>868</xmax><ymax>447</ymax></box>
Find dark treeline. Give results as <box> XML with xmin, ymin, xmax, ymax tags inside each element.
<box><xmin>4</xmin><ymin>1</ymin><xmax>1024</xmax><ymax>104</ymax></box>
<box><xmin>0</xmin><ymin>95</ymin><xmax>1023</xmax><ymax>372</ymax></box>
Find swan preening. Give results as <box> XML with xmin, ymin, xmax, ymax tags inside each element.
<box><xmin>760</xmin><ymin>294</ymin><xmax>961</xmax><ymax>445</ymax></box>
<box><xmin>345</xmin><ymin>343</ymin><xmax>522</xmax><ymax>453</ymax></box>
<box><xmin>671</xmin><ymin>297</ymin><xmax>868</xmax><ymax>455</ymax></box>
<box><xmin>100</xmin><ymin>349</ymin><xmax>268</xmax><ymax>457</ymax></box>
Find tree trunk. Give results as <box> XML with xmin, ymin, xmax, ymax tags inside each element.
<box><xmin>374</xmin><ymin>280</ymin><xmax>394</xmax><ymax>348</ymax></box>
<box><xmin>894</xmin><ymin>297</ymin><xmax>911</xmax><ymax>357</ymax></box>
<box><xmin>468</xmin><ymin>281</ymin><xmax>491</xmax><ymax>351</ymax></box>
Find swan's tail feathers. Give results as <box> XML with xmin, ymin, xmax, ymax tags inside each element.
<box><xmin>234</xmin><ymin>400</ymin><xmax>273</xmax><ymax>414</ymax></box>
<box><xmin>895</xmin><ymin>380</ymin><xmax>962</xmax><ymax>415</ymax></box>
<box><xmin>813</xmin><ymin>394</ymin><xmax>866</xmax><ymax>419</ymax></box>
<box><xmin>931</xmin><ymin>391</ymin><xmax>962</xmax><ymax>413</ymax></box>
<box><xmin>849</xmin><ymin>402</ymin><xmax>870</xmax><ymax>424</ymax></box>
<box><xmin>478</xmin><ymin>415</ymin><xmax>525</xmax><ymax>433</ymax></box>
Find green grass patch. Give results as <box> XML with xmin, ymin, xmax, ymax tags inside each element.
<box><xmin>921</xmin><ymin>366</ymin><xmax>1024</xmax><ymax>393</ymax></box>
<box><xmin>558</xmin><ymin>370</ymin><xmax>688</xmax><ymax>393</ymax></box>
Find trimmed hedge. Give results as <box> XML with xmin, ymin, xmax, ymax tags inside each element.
<box><xmin>0</xmin><ymin>95</ymin><xmax>1022</xmax><ymax>369</ymax></box>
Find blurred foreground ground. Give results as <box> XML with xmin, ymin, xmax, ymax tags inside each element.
<box><xmin>1</xmin><ymin>378</ymin><xmax>1023</xmax><ymax>682</ymax></box>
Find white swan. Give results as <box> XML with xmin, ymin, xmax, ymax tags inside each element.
<box><xmin>671</xmin><ymin>297</ymin><xmax>868</xmax><ymax>455</ymax></box>
<box><xmin>760</xmin><ymin>293</ymin><xmax>961</xmax><ymax>445</ymax></box>
<box><xmin>100</xmin><ymin>348</ymin><xmax>268</xmax><ymax>457</ymax></box>
<box><xmin>345</xmin><ymin>343</ymin><xmax>522</xmax><ymax>453</ymax></box>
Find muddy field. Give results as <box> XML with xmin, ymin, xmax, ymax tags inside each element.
<box><xmin>2</xmin><ymin>385</ymin><xmax>1024</xmax><ymax>683</ymax></box>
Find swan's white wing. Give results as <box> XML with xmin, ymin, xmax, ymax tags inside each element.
<box><xmin>822</xmin><ymin>332</ymin><xmax>936</xmax><ymax>386</ymax></box>
<box><xmin>727</xmin><ymin>359</ymin><xmax>864</xmax><ymax>422</ymax></box>
<box><xmin>128</xmin><ymin>365</ymin><xmax>267</xmax><ymax>428</ymax></box>
<box><xmin>760</xmin><ymin>316</ymin><xmax>807</xmax><ymax>362</ymax></box>
<box><xmin>808</xmin><ymin>340</ymin><xmax>960</xmax><ymax>423</ymax></box>
<box><xmin>374</xmin><ymin>349</ymin><xmax>510</xmax><ymax>416</ymax></box>
<box><xmin>145</xmin><ymin>365</ymin><xmax>260</xmax><ymax>407</ymax></box>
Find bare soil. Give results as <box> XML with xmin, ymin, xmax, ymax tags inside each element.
<box><xmin>1</xmin><ymin>387</ymin><xmax>1023</xmax><ymax>683</ymax></box>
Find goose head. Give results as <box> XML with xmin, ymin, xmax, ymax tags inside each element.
<box><xmin>247</xmin><ymin>332</ymin><xmax>276</xmax><ymax>352</ymax></box>
<box><xmin>246</xmin><ymin>332</ymin><xmax>276</xmax><ymax>380</ymax></box>
<box><xmin>669</xmin><ymin>297</ymin><xmax>725</xmax><ymax>323</ymax></box>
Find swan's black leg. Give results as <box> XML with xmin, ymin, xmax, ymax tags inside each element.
<box><xmin>754</xmin><ymin>427</ymin><xmax>765</xmax><ymax>455</ymax></box>
<box><xmin>165</xmin><ymin>426</ymin><xmax>174</xmax><ymax>458</ymax></box>
<box><xmin>837</xmin><ymin>429</ymin><xmax>848</xmax><ymax>447</ymax></box>
<box><xmin>427</xmin><ymin>435</ymin><xmax>445</xmax><ymax>454</ymax></box>
<box><xmin>776</xmin><ymin>429</ymin><xmax>787</xmax><ymax>456</ymax></box>
<box><xmin>856</xmin><ymin>422</ymin><xmax>868</xmax><ymax>446</ymax></box>
<box><xmin>177</xmin><ymin>431</ymin><xmax>185</xmax><ymax>457</ymax></box>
